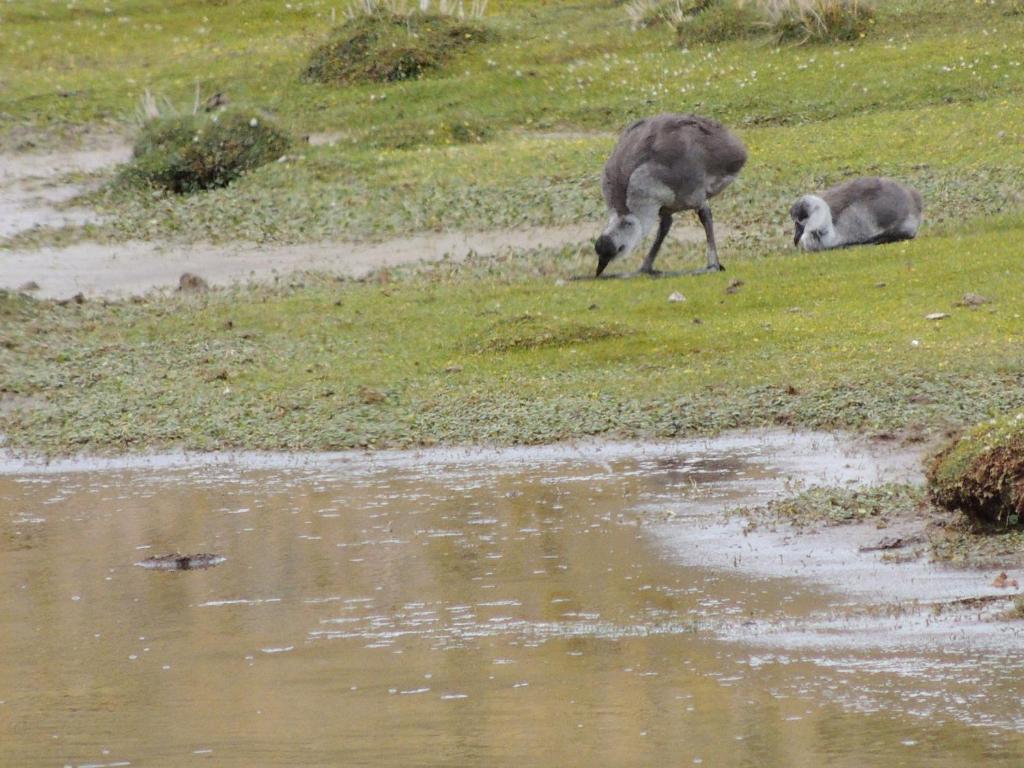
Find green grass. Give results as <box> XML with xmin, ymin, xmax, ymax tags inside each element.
<box><xmin>3</xmin><ymin>0</ymin><xmax>1024</xmax><ymax>456</ymax></box>
<box><xmin>4</xmin><ymin>214</ymin><xmax>1024</xmax><ymax>454</ymax></box>
<box><xmin>2</xmin><ymin>0</ymin><xmax>1024</xmax><ymax>247</ymax></box>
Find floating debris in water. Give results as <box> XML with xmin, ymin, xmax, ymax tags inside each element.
<box><xmin>135</xmin><ymin>553</ymin><xmax>226</xmax><ymax>571</ymax></box>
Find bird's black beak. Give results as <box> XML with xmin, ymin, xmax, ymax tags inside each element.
<box><xmin>595</xmin><ymin>235</ymin><xmax>617</xmax><ymax>278</ymax></box>
<box><xmin>793</xmin><ymin>221</ymin><xmax>805</xmax><ymax>248</ymax></box>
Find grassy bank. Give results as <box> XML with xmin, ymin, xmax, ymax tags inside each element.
<box><xmin>2</xmin><ymin>1</ymin><xmax>1024</xmax><ymax>456</ymax></box>
<box><xmin>3</xmin><ymin>213</ymin><xmax>1024</xmax><ymax>454</ymax></box>
<box><xmin>2</xmin><ymin>0</ymin><xmax>1023</xmax><ymax>247</ymax></box>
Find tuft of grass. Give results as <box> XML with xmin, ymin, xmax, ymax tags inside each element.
<box><xmin>674</xmin><ymin>0</ymin><xmax>874</xmax><ymax>45</ymax></box>
<box><xmin>344</xmin><ymin>0</ymin><xmax>488</xmax><ymax>21</ymax></box>
<box><xmin>121</xmin><ymin>109</ymin><xmax>291</xmax><ymax>194</ymax></box>
<box><xmin>928</xmin><ymin>412</ymin><xmax>1024</xmax><ymax>528</ymax></box>
<box><xmin>626</xmin><ymin>0</ymin><xmax>709</xmax><ymax>28</ymax></box>
<box><xmin>302</xmin><ymin>9</ymin><xmax>490</xmax><ymax>86</ymax></box>
<box><xmin>765</xmin><ymin>0</ymin><xmax>875</xmax><ymax>44</ymax></box>
<box><xmin>674</xmin><ymin>0</ymin><xmax>766</xmax><ymax>44</ymax></box>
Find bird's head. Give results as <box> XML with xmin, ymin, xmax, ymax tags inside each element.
<box><xmin>789</xmin><ymin>194</ymin><xmax>829</xmax><ymax>251</ymax></box>
<box><xmin>595</xmin><ymin>213</ymin><xmax>643</xmax><ymax>277</ymax></box>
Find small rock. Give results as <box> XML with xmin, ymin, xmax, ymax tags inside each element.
<box><xmin>17</xmin><ymin>281</ymin><xmax>40</xmax><ymax>292</ymax></box>
<box><xmin>668</xmin><ymin>291</ymin><xmax>686</xmax><ymax>303</ymax></box>
<box><xmin>911</xmin><ymin>339</ymin><xmax>921</xmax><ymax>347</ymax></box>
<box><xmin>992</xmin><ymin>572</ymin><xmax>1019</xmax><ymax>589</ymax></box>
<box><xmin>179</xmin><ymin>273</ymin><xmax>209</xmax><ymax>293</ymax></box>
<box><xmin>725</xmin><ymin>278</ymin><xmax>744</xmax><ymax>294</ymax></box>
<box><xmin>925</xmin><ymin>312</ymin><xmax>950</xmax><ymax>321</ymax></box>
<box><xmin>958</xmin><ymin>292</ymin><xmax>990</xmax><ymax>307</ymax></box>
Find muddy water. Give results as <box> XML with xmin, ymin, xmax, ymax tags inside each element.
<box><xmin>2</xmin><ymin>432</ymin><xmax>1023</xmax><ymax>767</ymax></box>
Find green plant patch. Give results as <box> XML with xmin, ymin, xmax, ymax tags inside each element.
<box><xmin>674</xmin><ymin>0</ymin><xmax>874</xmax><ymax>46</ymax></box>
<box><xmin>470</xmin><ymin>313</ymin><xmax>627</xmax><ymax>353</ymax></box>
<box><xmin>730</xmin><ymin>484</ymin><xmax>926</xmax><ymax>531</ymax></box>
<box><xmin>769</xmin><ymin>0</ymin><xmax>875</xmax><ymax>44</ymax></box>
<box><xmin>4</xmin><ymin>214</ymin><xmax>1024</xmax><ymax>455</ymax></box>
<box><xmin>122</xmin><ymin>109</ymin><xmax>291</xmax><ymax>194</ymax></box>
<box><xmin>674</xmin><ymin>0</ymin><xmax>766</xmax><ymax>44</ymax></box>
<box><xmin>928</xmin><ymin>412</ymin><xmax>1024</xmax><ymax>528</ymax></box>
<box><xmin>302</xmin><ymin>11</ymin><xmax>491</xmax><ymax>86</ymax></box>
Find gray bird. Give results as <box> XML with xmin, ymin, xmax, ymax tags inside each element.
<box><xmin>594</xmin><ymin>113</ymin><xmax>747</xmax><ymax>278</ymax></box>
<box><xmin>790</xmin><ymin>177</ymin><xmax>923</xmax><ymax>251</ymax></box>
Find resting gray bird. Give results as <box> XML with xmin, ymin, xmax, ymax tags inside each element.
<box><xmin>790</xmin><ymin>177</ymin><xmax>923</xmax><ymax>251</ymax></box>
<box><xmin>594</xmin><ymin>113</ymin><xmax>747</xmax><ymax>277</ymax></box>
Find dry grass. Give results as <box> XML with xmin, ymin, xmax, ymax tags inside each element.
<box><xmin>669</xmin><ymin>0</ymin><xmax>874</xmax><ymax>44</ymax></box>
<box><xmin>762</xmin><ymin>0</ymin><xmax>875</xmax><ymax>43</ymax></box>
<box><xmin>625</xmin><ymin>0</ymin><xmax>703</xmax><ymax>28</ymax></box>
<box><xmin>344</xmin><ymin>0</ymin><xmax>488</xmax><ymax>20</ymax></box>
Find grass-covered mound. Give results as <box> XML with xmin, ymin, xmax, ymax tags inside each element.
<box><xmin>674</xmin><ymin>0</ymin><xmax>874</xmax><ymax>45</ymax></box>
<box><xmin>928</xmin><ymin>413</ymin><xmax>1024</xmax><ymax>527</ymax></box>
<box><xmin>303</xmin><ymin>11</ymin><xmax>490</xmax><ymax>85</ymax></box>
<box><xmin>122</xmin><ymin>110</ymin><xmax>291</xmax><ymax>194</ymax></box>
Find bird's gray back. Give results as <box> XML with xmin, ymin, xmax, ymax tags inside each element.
<box><xmin>822</xmin><ymin>177</ymin><xmax>921</xmax><ymax>231</ymax></box>
<box><xmin>602</xmin><ymin>114</ymin><xmax>747</xmax><ymax>214</ymax></box>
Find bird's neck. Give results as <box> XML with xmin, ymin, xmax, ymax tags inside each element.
<box><xmin>803</xmin><ymin>199</ymin><xmax>838</xmax><ymax>249</ymax></box>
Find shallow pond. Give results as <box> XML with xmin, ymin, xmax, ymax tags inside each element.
<box><xmin>2</xmin><ymin>432</ymin><xmax>1022</xmax><ymax>767</ymax></box>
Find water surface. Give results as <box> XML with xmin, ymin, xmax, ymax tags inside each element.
<box><xmin>2</xmin><ymin>433</ymin><xmax>1022</xmax><ymax>767</ymax></box>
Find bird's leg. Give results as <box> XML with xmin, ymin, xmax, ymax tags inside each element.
<box><xmin>639</xmin><ymin>212</ymin><xmax>673</xmax><ymax>275</ymax></box>
<box><xmin>696</xmin><ymin>204</ymin><xmax>725</xmax><ymax>272</ymax></box>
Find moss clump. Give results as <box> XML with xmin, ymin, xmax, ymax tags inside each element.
<box><xmin>123</xmin><ymin>110</ymin><xmax>291</xmax><ymax>194</ymax></box>
<box><xmin>302</xmin><ymin>12</ymin><xmax>490</xmax><ymax>85</ymax></box>
<box><xmin>928</xmin><ymin>412</ymin><xmax>1024</xmax><ymax>527</ymax></box>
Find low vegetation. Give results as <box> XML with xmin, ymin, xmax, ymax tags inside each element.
<box><xmin>3</xmin><ymin>211</ymin><xmax>1024</xmax><ymax>454</ymax></box>
<box><xmin>302</xmin><ymin>8</ymin><xmax>490</xmax><ymax>85</ymax></box>
<box><xmin>122</xmin><ymin>109</ymin><xmax>291</xmax><ymax>194</ymax></box>
<box><xmin>674</xmin><ymin>0</ymin><xmax>766</xmax><ymax>44</ymax></box>
<box><xmin>729</xmin><ymin>481</ymin><xmax>1024</xmax><ymax>566</ymax></box>
<box><xmin>673</xmin><ymin>0</ymin><xmax>874</xmax><ymax>46</ymax></box>
<box><xmin>929</xmin><ymin>412</ymin><xmax>1024</xmax><ymax>528</ymax></box>
<box><xmin>764</xmin><ymin>0</ymin><xmax>874</xmax><ymax>43</ymax></box>
<box><xmin>732</xmin><ymin>484</ymin><xmax>926</xmax><ymax>531</ymax></box>
<box><xmin>1</xmin><ymin>0</ymin><xmax>1024</xmax><ymax>463</ymax></box>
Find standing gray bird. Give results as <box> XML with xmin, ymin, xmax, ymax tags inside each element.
<box><xmin>790</xmin><ymin>177</ymin><xmax>923</xmax><ymax>251</ymax></box>
<box><xmin>594</xmin><ymin>113</ymin><xmax>747</xmax><ymax>278</ymax></box>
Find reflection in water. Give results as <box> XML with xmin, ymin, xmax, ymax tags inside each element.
<box><xmin>1</xmin><ymin>433</ymin><xmax>1022</xmax><ymax>767</ymax></box>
